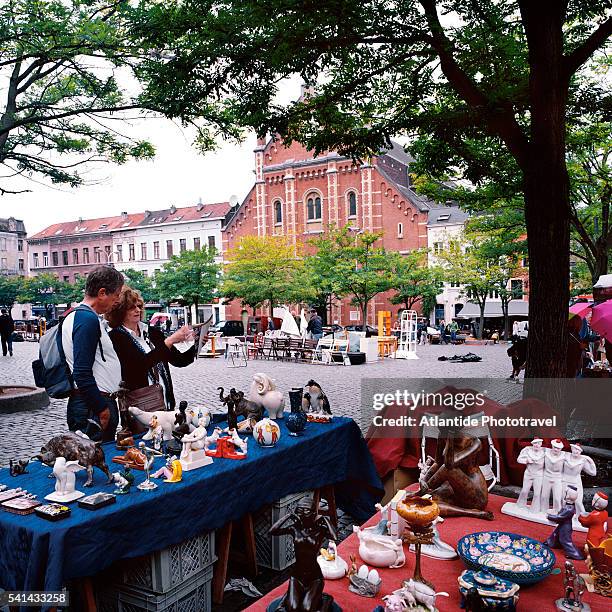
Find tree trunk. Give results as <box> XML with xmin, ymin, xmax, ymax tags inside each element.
<box><xmin>478</xmin><ymin>302</ymin><xmax>486</xmax><ymax>340</ymax></box>
<box><xmin>193</xmin><ymin>300</ymin><xmax>199</xmax><ymax>324</ymax></box>
<box><xmin>269</xmin><ymin>297</ymin><xmax>274</xmax><ymax>318</ymax></box>
<box><xmin>522</xmin><ymin>4</ymin><xmax>570</xmax><ymax>379</ymax></box>
<box><xmin>591</xmin><ymin>242</ymin><xmax>609</xmax><ymax>284</ymax></box>
<box><xmin>361</xmin><ymin>303</ymin><xmax>368</xmax><ymax>329</ymax></box>
<box><xmin>501</xmin><ymin>300</ymin><xmax>510</xmax><ymax>340</ymax></box>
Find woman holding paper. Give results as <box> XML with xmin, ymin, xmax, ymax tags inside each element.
<box><xmin>106</xmin><ymin>287</ymin><xmax>195</xmax><ymax>410</ymax></box>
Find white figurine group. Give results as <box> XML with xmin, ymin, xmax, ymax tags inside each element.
<box><xmin>502</xmin><ymin>438</ymin><xmax>596</xmax><ymax>531</ymax></box>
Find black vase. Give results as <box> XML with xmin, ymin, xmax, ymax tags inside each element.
<box><xmin>289</xmin><ymin>388</ymin><xmax>304</xmax><ymax>413</ymax></box>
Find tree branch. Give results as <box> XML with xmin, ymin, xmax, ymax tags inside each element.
<box><xmin>564</xmin><ymin>16</ymin><xmax>612</xmax><ymax>77</ymax></box>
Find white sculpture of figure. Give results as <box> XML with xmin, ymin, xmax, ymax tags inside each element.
<box><xmin>45</xmin><ymin>457</ymin><xmax>85</xmax><ymax>502</ymax></box>
<box><xmin>230</xmin><ymin>429</ymin><xmax>248</xmax><ymax>456</ymax></box>
<box><xmin>539</xmin><ymin>439</ymin><xmax>566</xmax><ymax>514</ymax></box>
<box><xmin>179</xmin><ymin>416</ymin><xmax>213</xmax><ymax>471</ymax></box>
<box><xmin>563</xmin><ymin>443</ymin><xmax>597</xmax><ymax>517</ymax></box>
<box><xmin>516</xmin><ymin>438</ymin><xmax>545</xmax><ymax>513</ymax></box>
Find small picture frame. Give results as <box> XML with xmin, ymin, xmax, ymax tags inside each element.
<box><xmin>35</xmin><ymin>504</ymin><xmax>72</xmax><ymax>521</ymax></box>
<box><xmin>78</xmin><ymin>492</ymin><xmax>117</xmax><ymax>510</ymax></box>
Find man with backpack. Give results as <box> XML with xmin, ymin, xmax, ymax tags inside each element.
<box><xmin>62</xmin><ymin>266</ymin><xmax>124</xmax><ymax>440</ymax></box>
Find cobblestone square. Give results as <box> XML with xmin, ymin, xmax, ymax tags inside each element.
<box><xmin>0</xmin><ymin>340</ymin><xmax>520</xmax><ymax>465</ymax></box>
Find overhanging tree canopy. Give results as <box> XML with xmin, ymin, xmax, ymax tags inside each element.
<box><xmin>133</xmin><ymin>0</ymin><xmax>612</xmax><ymax>377</ymax></box>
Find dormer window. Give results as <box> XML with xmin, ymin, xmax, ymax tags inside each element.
<box><xmin>306</xmin><ymin>193</ymin><xmax>322</xmax><ymax>221</ymax></box>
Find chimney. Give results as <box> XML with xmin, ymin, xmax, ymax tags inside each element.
<box><xmin>144</xmin><ymin>210</ymin><xmax>151</xmax><ymax>219</ymax></box>
<box><xmin>170</xmin><ymin>205</ymin><xmax>177</xmax><ymax>214</ymax></box>
<box><xmin>197</xmin><ymin>197</ymin><xmax>204</xmax><ymax>212</ymax></box>
<box><xmin>78</xmin><ymin>217</ymin><xmax>83</xmax><ymax>224</ymax></box>
<box><xmin>121</xmin><ymin>211</ymin><xmax>128</xmax><ymax>220</ymax></box>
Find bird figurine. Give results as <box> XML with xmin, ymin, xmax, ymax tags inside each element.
<box><xmin>305</xmin><ymin>380</ymin><xmax>331</xmax><ymax>414</ymax></box>
<box><xmin>52</xmin><ymin>457</ymin><xmax>84</xmax><ymax>497</ymax></box>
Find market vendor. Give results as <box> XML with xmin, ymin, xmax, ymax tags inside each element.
<box><xmin>106</xmin><ymin>287</ymin><xmax>195</xmax><ymax>410</ymax></box>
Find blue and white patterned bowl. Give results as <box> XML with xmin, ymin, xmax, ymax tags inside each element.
<box><xmin>457</xmin><ymin>531</ymin><xmax>556</xmax><ymax>585</ymax></box>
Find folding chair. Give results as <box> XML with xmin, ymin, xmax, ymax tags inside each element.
<box><xmin>420</xmin><ymin>411</ymin><xmax>500</xmax><ymax>491</ymax></box>
<box><xmin>224</xmin><ymin>338</ymin><xmax>248</xmax><ymax>367</ymax></box>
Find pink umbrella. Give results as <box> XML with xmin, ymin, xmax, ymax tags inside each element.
<box><xmin>590</xmin><ymin>300</ymin><xmax>612</xmax><ymax>340</ymax></box>
<box><xmin>569</xmin><ymin>302</ymin><xmax>592</xmax><ymax>318</ymax></box>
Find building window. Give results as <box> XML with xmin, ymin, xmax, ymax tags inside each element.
<box><xmin>522</xmin><ymin>257</ymin><xmax>529</xmax><ymax>268</ymax></box>
<box><xmin>141</xmin><ymin>243</ymin><xmax>147</xmax><ymax>260</ymax></box>
<box><xmin>348</xmin><ymin>192</ymin><xmax>357</xmax><ymax>217</ymax></box>
<box><xmin>433</xmin><ymin>242</ymin><xmax>443</xmax><ymax>255</ymax></box>
<box><xmin>43</xmin><ymin>252</ymin><xmax>49</xmax><ymax>266</ymax></box>
<box><xmin>83</xmin><ymin>248</ymin><xmax>89</xmax><ymax>264</ymax></box>
<box><xmin>450</xmin><ymin>281</ymin><xmax>461</xmax><ymax>288</ymax></box>
<box><xmin>142</xmin><ymin>270</ymin><xmax>148</xmax><ymax>277</ymax></box>
<box><xmin>17</xmin><ymin>239</ymin><xmax>23</xmax><ymax>252</ymax></box>
<box><xmin>18</xmin><ymin>258</ymin><xmax>24</xmax><ymax>271</ymax></box>
<box><xmin>72</xmin><ymin>249</ymin><xmax>78</xmax><ymax>264</ymax></box>
<box><xmin>488</xmin><ymin>289</ymin><xmax>499</xmax><ymax>299</ymax></box>
<box><xmin>180</xmin><ymin>238</ymin><xmax>187</xmax><ymax>253</ymax></box>
<box><xmin>33</xmin><ymin>253</ymin><xmax>39</xmax><ymax>267</ymax></box>
<box><xmin>1</xmin><ymin>258</ymin><xmax>7</xmax><ymax>269</ymax></box>
<box><xmin>105</xmin><ymin>245</ymin><xmax>111</xmax><ymax>262</ymax></box>
<box><xmin>0</xmin><ymin>237</ymin><xmax>6</xmax><ymax>250</ymax></box>
<box><xmin>128</xmin><ymin>243</ymin><xmax>135</xmax><ymax>261</ymax></box>
<box><xmin>274</xmin><ymin>200</ymin><xmax>282</xmax><ymax>224</ymax></box>
<box><xmin>94</xmin><ymin>247</ymin><xmax>101</xmax><ymax>264</ymax></box>
<box><xmin>116</xmin><ymin>245</ymin><xmax>123</xmax><ymax>262</ymax></box>
<box><xmin>52</xmin><ymin>252</ymin><xmax>59</xmax><ymax>266</ymax></box>
<box><xmin>154</xmin><ymin>241</ymin><xmax>160</xmax><ymax>258</ymax></box>
<box><xmin>193</xmin><ymin>237</ymin><xmax>200</xmax><ymax>251</ymax></box>
<box><xmin>63</xmin><ymin>276</ymin><xmax>69</xmax><ymax>282</ymax></box>
<box><xmin>208</xmin><ymin>235</ymin><xmax>216</xmax><ymax>250</ymax></box>
<box><xmin>397</xmin><ymin>222</ymin><xmax>403</xmax><ymax>238</ymax></box>
<box><xmin>62</xmin><ymin>250</ymin><xmax>68</xmax><ymax>265</ymax></box>
<box><xmin>166</xmin><ymin>240</ymin><xmax>173</xmax><ymax>258</ymax></box>
<box><xmin>306</xmin><ymin>194</ymin><xmax>322</xmax><ymax>221</ymax></box>
<box><xmin>511</xmin><ymin>279</ymin><xmax>524</xmax><ymax>298</ymax></box>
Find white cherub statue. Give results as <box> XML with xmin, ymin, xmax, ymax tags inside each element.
<box><xmin>45</xmin><ymin>457</ymin><xmax>85</xmax><ymax>502</ymax></box>
<box><xmin>179</xmin><ymin>417</ymin><xmax>213</xmax><ymax>471</ymax></box>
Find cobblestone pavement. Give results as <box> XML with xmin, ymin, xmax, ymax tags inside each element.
<box><xmin>0</xmin><ymin>340</ymin><xmax>520</xmax><ymax>465</ymax></box>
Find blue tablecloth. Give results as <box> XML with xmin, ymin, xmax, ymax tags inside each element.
<box><xmin>0</xmin><ymin>416</ymin><xmax>382</xmax><ymax>597</ymax></box>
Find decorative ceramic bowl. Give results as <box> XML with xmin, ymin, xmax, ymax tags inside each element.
<box><xmin>457</xmin><ymin>531</ymin><xmax>556</xmax><ymax>585</ymax></box>
<box><xmin>252</xmin><ymin>418</ymin><xmax>281</xmax><ymax>447</ymax></box>
<box><xmin>458</xmin><ymin>570</ymin><xmax>520</xmax><ymax>610</ymax></box>
<box><xmin>396</xmin><ymin>496</ymin><xmax>440</xmax><ymax>527</ymax></box>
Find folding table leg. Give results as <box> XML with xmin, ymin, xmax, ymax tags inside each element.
<box><xmin>241</xmin><ymin>513</ymin><xmax>258</xmax><ymax>577</ymax></box>
<box><xmin>213</xmin><ymin>521</ymin><xmax>233</xmax><ymax>605</ymax></box>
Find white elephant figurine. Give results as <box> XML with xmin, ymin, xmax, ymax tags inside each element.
<box><xmin>353</xmin><ymin>525</ymin><xmax>405</xmax><ymax>568</ymax></box>
<box><xmin>128</xmin><ymin>407</ymin><xmax>177</xmax><ymax>441</ymax></box>
<box><xmin>403</xmin><ymin>579</ymin><xmax>448</xmax><ymax>612</ymax></box>
<box><xmin>247</xmin><ymin>373</ymin><xmax>285</xmax><ymax>419</ymax></box>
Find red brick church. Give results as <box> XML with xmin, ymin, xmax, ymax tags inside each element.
<box><xmin>222</xmin><ymin>132</ymin><xmax>437</xmax><ymax>327</ymax></box>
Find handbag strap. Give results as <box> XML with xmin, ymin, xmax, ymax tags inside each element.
<box><xmin>117</xmin><ymin>325</ymin><xmax>159</xmax><ymax>385</ymax></box>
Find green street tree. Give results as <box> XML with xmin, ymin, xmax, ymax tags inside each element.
<box><xmin>387</xmin><ymin>250</ymin><xmax>444</xmax><ymax>317</ymax></box>
<box><xmin>132</xmin><ymin>1</ymin><xmax>612</xmax><ymax>377</ymax></box>
<box><xmin>0</xmin><ymin>275</ymin><xmax>25</xmax><ymax>307</ymax></box>
<box><xmin>0</xmin><ymin>0</ymin><xmax>158</xmax><ymax>194</ymax></box>
<box><xmin>221</xmin><ymin>235</ymin><xmax>312</xmax><ymax>316</ymax></box>
<box><xmin>311</xmin><ymin>227</ymin><xmax>391</xmax><ymax>326</ymax></box>
<box><xmin>61</xmin><ymin>275</ymin><xmax>86</xmax><ymax>305</ymax></box>
<box><xmin>155</xmin><ymin>248</ymin><xmax>219</xmax><ymax>323</ymax></box>
<box><xmin>18</xmin><ymin>273</ymin><xmax>68</xmax><ymax>317</ymax></box>
<box><xmin>439</xmin><ymin>235</ymin><xmax>524</xmax><ymax>339</ymax></box>
<box><xmin>121</xmin><ymin>268</ymin><xmax>157</xmax><ymax>303</ymax></box>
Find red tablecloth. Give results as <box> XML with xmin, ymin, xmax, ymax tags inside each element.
<box><xmin>246</xmin><ymin>494</ymin><xmax>607</xmax><ymax>612</ymax></box>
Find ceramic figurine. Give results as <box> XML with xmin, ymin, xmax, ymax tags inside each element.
<box><xmin>37</xmin><ymin>432</ymin><xmax>112</xmax><ymax>487</ymax></box>
<box><xmin>186</xmin><ymin>406</ymin><xmax>210</xmax><ymax>432</ymax></box>
<box><xmin>174</xmin><ymin>401</ymin><xmax>191</xmax><ymax>436</ymax></box>
<box><xmin>348</xmin><ymin>564</ymin><xmax>382</xmax><ymax>598</ymax></box>
<box><xmin>303</xmin><ymin>380</ymin><xmax>331</xmax><ymax>414</ymax></box>
<box><xmin>229</xmin><ymin>429</ymin><xmax>248</xmax><ymax>456</ymax></box>
<box><xmin>458</xmin><ymin>570</ymin><xmax>520</xmax><ymax>611</ymax></box>
<box><xmin>410</xmin><ymin>516</ymin><xmax>457</xmax><ymax>560</ymax></box>
<box><xmin>248</xmin><ymin>373</ymin><xmax>285</xmax><ymax>419</ymax></box>
<box><xmin>253</xmin><ymin>417</ymin><xmax>281</xmax><ymax>447</ymax></box>
<box><xmin>204</xmin><ymin>427</ymin><xmax>223</xmax><ymax>452</ymax></box>
<box><xmin>541</xmin><ymin>439</ymin><xmax>566</xmax><ymax>513</ymax></box>
<box><xmin>382</xmin><ymin>588</ymin><xmax>417</xmax><ymax>611</ymax></box>
<box><xmin>402</xmin><ymin>579</ymin><xmax>449</xmax><ymax>612</ymax></box>
<box><xmin>152</xmin><ymin>457</ymin><xmax>182</xmax><ymax>483</ymax></box>
<box><xmin>317</xmin><ymin>541</ymin><xmax>348</xmax><ymax>580</ymax></box>
<box><xmin>584</xmin><ymin>532</ymin><xmax>612</xmax><ymax>597</ymax></box>
<box><xmin>9</xmin><ymin>458</ymin><xmax>29</xmax><ymax>476</ymax></box>
<box><xmin>555</xmin><ymin>561</ymin><xmax>590</xmax><ymax>611</ymax></box>
<box><xmin>409</xmin><ymin>428</ymin><xmax>493</xmax><ymax>521</ymax></box>
<box><xmin>266</xmin><ymin>500</ymin><xmax>339</xmax><ymax>612</ymax></box>
<box><xmin>578</xmin><ymin>491</ymin><xmax>609</xmax><ymax>547</ymax></box>
<box><xmin>137</xmin><ymin>441</ymin><xmax>163</xmax><ymax>491</ymax></box>
<box><xmin>128</xmin><ymin>407</ymin><xmax>177</xmax><ymax>441</ymax></box>
<box><xmin>112</xmin><ymin>467</ymin><xmax>134</xmax><ymax>494</ymax></box>
<box><xmin>563</xmin><ymin>444</ymin><xmax>597</xmax><ymax>517</ymax></box>
<box><xmin>545</xmin><ymin>485</ymin><xmax>586</xmax><ymax>560</ymax></box>
<box><xmin>179</xmin><ymin>417</ymin><xmax>214</xmax><ymax>470</ymax></box>
<box><xmin>353</xmin><ymin>525</ymin><xmax>405</xmax><ymax>568</ymax></box>
<box><xmin>45</xmin><ymin>457</ymin><xmax>85</xmax><ymax>502</ymax></box>
<box><xmin>218</xmin><ymin>386</ymin><xmax>263</xmax><ymax>431</ymax></box>
<box><xmin>516</xmin><ymin>438</ymin><xmax>545</xmax><ymax>513</ymax></box>
<box><xmin>148</xmin><ymin>415</ymin><xmax>164</xmax><ymax>451</ymax></box>
<box><xmin>112</xmin><ymin>446</ymin><xmax>146</xmax><ymax>470</ymax></box>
